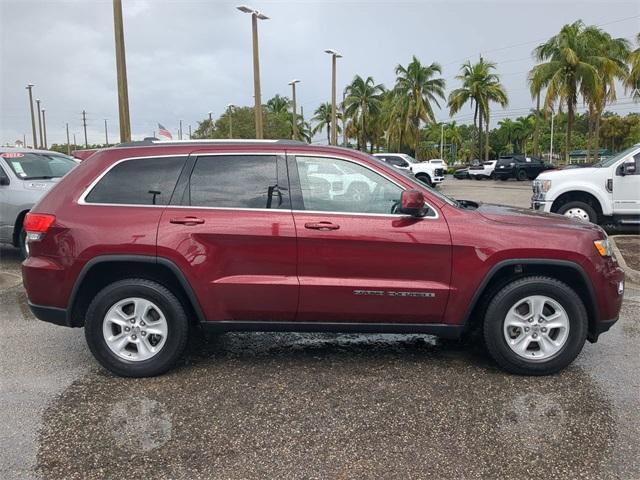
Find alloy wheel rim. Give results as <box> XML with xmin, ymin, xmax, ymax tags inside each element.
<box><xmin>564</xmin><ymin>208</ymin><xmax>590</xmax><ymax>221</ymax></box>
<box><xmin>102</xmin><ymin>297</ymin><xmax>168</xmax><ymax>362</ymax></box>
<box><xmin>503</xmin><ymin>295</ymin><xmax>570</xmax><ymax>361</ymax></box>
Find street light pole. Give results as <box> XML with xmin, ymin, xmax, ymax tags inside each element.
<box><xmin>36</xmin><ymin>99</ymin><xmax>43</xmax><ymax>148</ymax></box>
<box><xmin>550</xmin><ymin>108</ymin><xmax>554</xmax><ymax>165</ymax></box>
<box><xmin>289</xmin><ymin>79</ymin><xmax>300</xmax><ymax>140</ymax></box>
<box><xmin>66</xmin><ymin>123</ymin><xmax>71</xmax><ymax>155</ymax></box>
<box><xmin>26</xmin><ymin>84</ymin><xmax>37</xmax><ymax>148</ymax></box>
<box><xmin>208</xmin><ymin>111</ymin><xmax>213</xmax><ymax>138</ymax></box>
<box><xmin>440</xmin><ymin>123</ymin><xmax>444</xmax><ymax>159</ymax></box>
<box><xmin>113</xmin><ymin>0</ymin><xmax>131</xmax><ymax>142</ymax></box>
<box><xmin>237</xmin><ymin>5</ymin><xmax>269</xmax><ymax>139</ymax></box>
<box><xmin>227</xmin><ymin>104</ymin><xmax>234</xmax><ymax>139</ymax></box>
<box><xmin>104</xmin><ymin>119</ymin><xmax>109</xmax><ymax>146</ymax></box>
<box><xmin>42</xmin><ymin>109</ymin><xmax>48</xmax><ymax>149</ymax></box>
<box><xmin>82</xmin><ymin>110</ymin><xmax>88</xmax><ymax>148</ymax></box>
<box><xmin>324</xmin><ymin>49</ymin><xmax>342</xmax><ymax>146</ymax></box>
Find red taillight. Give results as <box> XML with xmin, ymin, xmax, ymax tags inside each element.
<box><xmin>24</xmin><ymin>213</ymin><xmax>55</xmax><ymax>233</ymax></box>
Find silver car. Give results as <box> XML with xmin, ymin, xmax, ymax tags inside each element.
<box><xmin>0</xmin><ymin>148</ymin><xmax>78</xmax><ymax>258</ymax></box>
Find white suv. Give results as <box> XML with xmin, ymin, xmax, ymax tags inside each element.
<box><xmin>469</xmin><ymin>160</ymin><xmax>497</xmax><ymax>180</ymax></box>
<box><xmin>373</xmin><ymin>153</ymin><xmax>445</xmax><ymax>186</ymax></box>
<box><xmin>532</xmin><ymin>144</ymin><xmax>640</xmax><ymax>226</ymax></box>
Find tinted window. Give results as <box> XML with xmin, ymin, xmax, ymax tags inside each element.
<box><xmin>189</xmin><ymin>155</ymin><xmax>284</xmax><ymax>209</ymax></box>
<box><xmin>85</xmin><ymin>156</ymin><xmax>185</xmax><ymax>205</ymax></box>
<box><xmin>1</xmin><ymin>152</ymin><xmax>76</xmax><ymax>179</ymax></box>
<box><xmin>296</xmin><ymin>156</ymin><xmax>403</xmax><ymax>215</ymax></box>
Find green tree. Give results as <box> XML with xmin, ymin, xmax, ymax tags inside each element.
<box><xmin>312</xmin><ymin>102</ymin><xmax>340</xmax><ymax>144</ymax></box>
<box><xmin>265</xmin><ymin>94</ymin><xmax>291</xmax><ymax>115</ymax></box>
<box><xmin>344</xmin><ymin>75</ymin><xmax>384</xmax><ymax>152</ymax></box>
<box><xmin>626</xmin><ymin>33</ymin><xmax>640</xmax><ymax>100</ymax></box>
<box><xmin>448</xmin><ymin>58</ymin><xmax>508</xmax><ymax>161</ymax></box>
<box><xmin>392</xmin><ymin>56</ymin><xmax>445</xmax><ymax>158</ymax></box>
<box><xmin>529</xmin><ymin>21</ymin><xmax>602</xmax><ymax>162</ymax></box>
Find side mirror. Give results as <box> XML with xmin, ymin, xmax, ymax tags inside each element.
<box><xmin>621</xmin><ymin>160</ymin><xmax>636</xmax><ymax>176</ymax></box>
<box><xmin>399</xmin><ymin>189</ymin><xmax>427</xmax><ymax>217</ymax></box>
<box><xmin>0</xmin><ymin>176</ymin><xmax>9</xmax><ymax>186</ymax></box>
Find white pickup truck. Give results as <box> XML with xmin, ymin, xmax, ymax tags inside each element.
<box><xmin>531</xmin><ymin>143</ymin><xmax>640</xmax><ymax>227</ymax></box>
<box><xmin>373</xmin><ymin>153</ymin><xmax>445</xmax><ymax>186</ymax></box>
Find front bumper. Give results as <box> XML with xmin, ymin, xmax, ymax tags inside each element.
<box><xmin>433</xmin><ymin>176</ymin><xmax>445</xmax><ymax>184</ymax></box>
<box><xmin>531</xmin><ymin>199</ymin><xmax>553</xmax><ymax>213</ymax></box>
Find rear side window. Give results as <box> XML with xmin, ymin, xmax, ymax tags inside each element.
<box><xmin>85</xmin><ymin>156</ymin><xmax>186</xmax><ymax>205</ymax></box>
<box><xmin>189</xmin><ymin>155</ymin><xmax>285</xmax><ymax>209</ymax></box>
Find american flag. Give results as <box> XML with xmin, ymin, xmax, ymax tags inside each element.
<box><xmin>157</xmin><ymin>123</ymin><xmax>172</xmax><ymax>139</ymax></box>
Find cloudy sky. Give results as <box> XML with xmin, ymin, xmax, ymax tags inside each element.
<box><xmin>1</xmin><ymin>0</ymin><xmax>638</xmax><ymax>146</ymax></box>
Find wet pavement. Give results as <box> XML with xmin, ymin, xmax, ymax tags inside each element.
<box><xmin>2</xmin><ymin>181</ymin><xmax>640</xmax><ymax>479</ymax></box>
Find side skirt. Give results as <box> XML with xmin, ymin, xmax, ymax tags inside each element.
<box><xmin>200</xmin><ymin>321</ymin><xmax>464</xmax><ymax>339</ymax></box>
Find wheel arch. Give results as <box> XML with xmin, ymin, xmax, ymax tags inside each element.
<box><xmin>67</xmin><ymin>255</ymin><xmax>205</xmax><ymax>327</ymax></box>
<box><xmin>462</xmin><ymin>259</ymin><xmax>599</xmax><ymax>342</ymax></box>
<box><xmin>550</xmin><ymin>188</ymin><xmax>609</xmax><ymax>216</ymax></box>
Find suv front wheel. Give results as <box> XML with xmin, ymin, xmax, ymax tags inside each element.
<box><xmin>483</xmin><ymin>276</ymin><xmax>587</xmax><ymax>375</ymax></box>
<box><xmin>85</xmin><ymin>279</ymin><xmax>189</xmax><ymax>377</ymax></box>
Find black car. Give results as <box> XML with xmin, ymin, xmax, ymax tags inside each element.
<box><xmin>453</xmin><ymin>167</ymin><xmax>470</xmax><ymax>179</ymax></box>
<box><xmin>494</xmin><ymin>155</ymin><xmax>547</xmax><ymax>181</ymax></box>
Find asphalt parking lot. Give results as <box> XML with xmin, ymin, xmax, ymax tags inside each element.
<box><xmin>1</xmin><ymin>179</ymin><xmax>639</xmax><ymax>480</ymax></box>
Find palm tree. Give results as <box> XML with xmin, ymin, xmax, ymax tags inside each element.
<box><xmin>529</xmin><ymin>21</ymin><xmax>603</xmax><ymax>162</ymax></box>
<box><xmin>627</xmin><ymin>34</ymin><xmax>640</xmax><ymax>100</ymax></box>
<box><xmin>344</xmin><ymin>75</ymin><xmax>385</xmax><ymax>152</ymax></box>
<box><xmin>498</xmin><ymin>118</ymin><xmax>516</xmax><ymax>153</ymax></box>
<box><xmin>448</xmin><ymin>58</ymin><xmax>508</xmax><ymax>161</ymax></box>
<box><xmin>265</xmin><ymin>94</ymin><xmax>290</xmax><ymax>115</ymax></box>
<box><xmin>511</xmin><ymin>116</ymin><xmax>535</xmax><ymax>154</ymax></box>
<box><xmin>312</xmin><ymin>102</ymin><xmax>340</xmax><ymax>144</ymax></box>
<box><xmin>393</xmin><ymin>56</ymin><xmax>446</xmax><ymax>157</ymax></box>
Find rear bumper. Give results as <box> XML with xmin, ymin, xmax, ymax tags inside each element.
<box><xmin>28</xmin><ymin>302</ymin><xmax>70</xmax><ymax>327</ymax></box>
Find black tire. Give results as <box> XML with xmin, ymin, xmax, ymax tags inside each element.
<box><xmin>499</xmin><ymin>176</ymin><xmax>509</xmax><ymax>181</ymax></box>
<box><xmin>516</xmin><ymin>169</ymin><xmax>528</xmax><ymax>181</ymax></box>
<box><xmin>416</xmin><ymin>173</ymin><xmax>432</xmax><ymax>187</ymax></box>
<box><xmin>483</xmin><ymin>276</ymin><xmax>588</xmax><ymax>375</ymax></box>
<box><xmin>85</xmin><ymin>279</ymin><xmax>189</xmax><ymax>377</ymax></box>
<box><xmin>557</xmin><ymin>201</ymin><xmax>598</xmax><ymax>224</ymax></box>
<box><xmin>489</xmin><ymin>172</ymin><xmax>496</xmax><ymax>180</ymax></box>
<box><xmin>18</xmin><ymin>227</ymin><xmax>28</xmax><ymax>260</ymax></box>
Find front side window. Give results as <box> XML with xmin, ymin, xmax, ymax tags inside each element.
<box><xmin>296</xmin><ymin>156</ymin><xmax>403</xmax><ymax>215</ymax></box>
<box><xmin>189</xmin><ymin>155</ymin><xmax>286</xmax><ymax>209</ymax></box>
<box><xmin>85</xmin><ymin>156</ymin><xmax>185</xmax><ymax>205</ymax></box>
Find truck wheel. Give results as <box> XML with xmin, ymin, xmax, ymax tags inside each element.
<box><xmin>85</xmin><ymin>279</ymin><xmax>189</xmax><ymax>377</ymax></box>
<box><xmin>415</xmin><ymin>173</ymin><xmax>432</xmax><ymax>187</ymax></box>
<box><xmin>346</xmin><ymin>182</ymin><xmax>370</xmax><ymax>203</ymax></box>
<box><xmin>557</xmin><ymin>201</ymin><xmax>598</xmax><ymax>223</ymax></box>
<box><xmin>516</xmin><ymin>169</ymin><xmax>528</xmax><ymax>181</ymax></box>
<box><xmin>483</xmin><ymin>276</ymin><xmax>587</xmax><ymax>375</ymax></box>
<box><xmin>499</xmin><ymin>176</ymin><xmax>509</xmax><ymax>181</ymax></box>
<box><xmin>489</xmin><ymin>172</ymin><xmax>496</xmax><ymax>180</ymax></box>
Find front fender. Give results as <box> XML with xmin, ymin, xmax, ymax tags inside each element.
<box><xmin>548</xmin><ymin>183</ymin><xmax>612</xmax><ymax>215</ymax></box>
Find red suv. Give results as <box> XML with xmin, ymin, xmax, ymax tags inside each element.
<box><xmin>22</xmin><ymin>140</ymin><xmax>625</xmax><ymax>377</ymax></box>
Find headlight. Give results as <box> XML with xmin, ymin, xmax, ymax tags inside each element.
<box><xmin>594</xmin><ymin>239</ymin><xmax>613</xmax><ymax>257</ymax></box>
<box><xmin>539</xmin><ymin>179</ymin><xmax>552</xmax><ymax>192</ymax></box>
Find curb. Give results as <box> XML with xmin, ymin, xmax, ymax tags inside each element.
<box><xmin>610</xmin><ymin>236</ymin><xmax>640</xmax><ymax>286</ymax></box>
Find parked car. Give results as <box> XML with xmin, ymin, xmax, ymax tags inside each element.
<box><xmin>494</xmin><ymin>155</ymin><xmax>548</xmax><ymax>181</ymax></box>
<box><xmin>532</xmin><ymin>143</ymin><xmax>640</xmax><ymax>226</ymax></box>
<box><xmin>468</xmin><ymin>160</ymin><xmax>498</xmax><ymax>180</ymax></box>
<box><xmin>425</xmin><ymin>158</ymin><xmax>448</xmax><ymax>168</ymax></box>
<box><xmin>453</xmin><ymin>167</ymin><xmax>470</xmax><ymax>179</ymax></box>
<box><xmin>373</xmin><ymin>153</ymin><xmax>445</xmax><ymax>186</ymax></box>
<box><xmin>23</xmin><ymin>139</ymin><xmax>624</xmax><ymax>377</ymax></box>
<box><xmin>0</xmin><ymin>148</ymin><xmax>78</xmax><ymax>258</ymax></box>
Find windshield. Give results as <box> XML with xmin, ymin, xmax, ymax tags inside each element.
<box><xmin>1</xmin><ymin>152</ymin><xmax>77</xmax><ymax>180</ymax></box>
<box><xmin>370</xmin><ymin>155</ymin><xmax>459</xmax><ymax>207</ymax></box>
<box><xmin>592</xmin><ymin>145</ymin><xmax>639</xmax><ymax>168</ymax></box>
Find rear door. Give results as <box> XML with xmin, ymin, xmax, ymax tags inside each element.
<box><xmin>289</xmin><ymin>153</ymin><xmax>452</xmax><ymax>324</ymax></box>
<box><xmin>157</xmin><ymin>152</ymin><xmax>299</xmax><ymax>322</ymax></box>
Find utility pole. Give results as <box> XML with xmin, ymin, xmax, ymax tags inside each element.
<box><xmin>550</xmin><ymin>108</ymin><xmax>554</xmax><ymax>165</ymax></box>
<box><xmin>189</xmin><ymin>124</ymin><xmax>192</xmax><ymax>139</ymax></box>
<box><xmin>342</xmin><ymin>90</ymin><xmax>347</xmax><ymax>147</ymax></box>
<box><xmin>26</xmin><ymin>84</ymin><xmax>37</xmax><ymax>148</ymax></box>
<box><xmin>82</xmin><ymin>110</ymin><xmax>88</xmax><ymax>148</ymax></box>
<box><xmin>179</xmin><ymin>120</ymin><xmax>183</xmax><ymax>140</ymax></box>
<box><xmin>36</xmin><ymin>99</ymin><xmax>43</xmax><ymax>148</ymax></box>
<box><xmin>324</xmin><ymin>49</ymin><xmax>342</xmax><ymax>145</ymax></box>
<box><xmin>237</xmin><ymin>6</ymin><xmax>268</xmax><ymax>139</ymax></box>
<box><xmin>66</xmin><ymin>123</ymin><xmax>71</xmax><ymax>155</ymax></box>
<box><xmin>42</xmin><ymin>109</ymin><xmax>48</xmax><ymax>149</ymax></box>
<box><xmin>208</xmin><ymin>111</ymin><xmax>213</xmax><ymax>138</ymax></box>
<box><xmin>104</xmin><ymin>119</ymin><xmax>109</xmax><ymax>146</ymax></box>
<box><xmin>440</xmin><ymin>123</ymin><xmax>444</xmax><ymax>158</ymax></box>
<box><xmin>113</xmin><ymin>0</ymin><xmax>131</xmax><ymax>142</ymax></box>
<box><xmin>73</xmin><ymin>133</ymin><xmax>77</xmax><ymax>146</ymax></box>
<box><xmin>289</xmin><ymin>79</ymin><xmax>300</xmax><ymax>140</ymax></box>
<box><xmin>23</xmin><ymin>134</ymin><xmax>26</xmax><ymax>148</ymax></box>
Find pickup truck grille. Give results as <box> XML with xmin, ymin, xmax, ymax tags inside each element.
<box><xmin>435</xmin><ymin>168</ymin><xmax>445</xmax><ymax>177</ymax></box>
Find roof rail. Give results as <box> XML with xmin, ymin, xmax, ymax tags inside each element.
<box><xmin>115</xmin><ymin>138</ymin><xmax>307</xmax><ymax>147</ymax></box>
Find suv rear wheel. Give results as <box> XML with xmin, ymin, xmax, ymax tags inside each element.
<box><xmin>483</xmin><ymin>276</ymin><xmax>587</xmax><ymax>375</ymax></box>
<box><xmin>85</xmin><ymin>279</ymin><xmax>189</xmax><ymax>377</ymax></box>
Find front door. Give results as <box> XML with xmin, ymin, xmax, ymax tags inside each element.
<box><xmin>289</xmin><ymin>154</ymin><xmax>452</xmax><ymax>324</ymax></box>
<box><xmin>157</xmin><ymin>153</ymin><xmax>299</xmax><ymax>322</ymax></box>
<box><xmin>613</xmin><ymin>151</ymin><xmax>640</xmax><ymax>215</ymax></box>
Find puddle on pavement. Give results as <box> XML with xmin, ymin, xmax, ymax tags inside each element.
<box><xmin>36</xmin><ymin>332</ymin><xmax>617</xmax><ymax>480</ymax></box>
